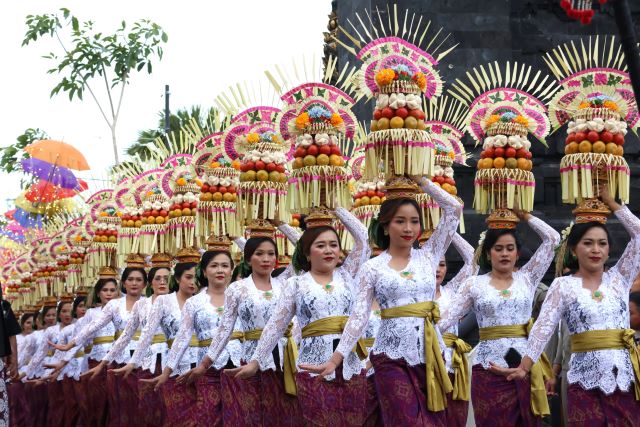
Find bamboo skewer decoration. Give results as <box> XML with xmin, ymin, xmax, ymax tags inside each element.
<box><xmin>449</xmin><ymin>61</ymin><xmax>558</xmax><ymax>229</ymax></box>
<box><xmin>543</xmin><ymin>36</ymin><xmax>638</xmax><ymax>222</ymax></box>
<box><xmin>161</xmin><ymin>155</ymin><xmax>198</xmax><ymax>254</ymax></box>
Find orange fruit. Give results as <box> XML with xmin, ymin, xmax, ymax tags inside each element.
<box><xmin>211</xmin><ymin>162</ymin><xmax>221</xmax><ymax>169</ymax></box>
<box><xmin>155</xmin><ymin>216</ymin><xmax>165</xmax><ymax>225</ymax></box>
<box><xmin>565</xmin><ymin>142</ymin><xmax>579</xmax><ymax>154</ymax></box>
<box><xmin>517</xmin><ymin>158</ymin><xmax>529</xmax><ymax>170</ymax></box>
<box><xmin>176</xmin><ymin>177</ymin><xmax>187</xmax><ymax>186</ymax></box>
<box><xmin>212</xmin><ymin>192</ymin><xmax>223</xmax><ymax>202</ymax></box>
<box><xmin>505</xmin><ymin>158</ymin><xmax>518</xmax><ymax>169</ymax></box>
<box><xmin>614</xmin><ymin>145</ymin><xmax>624</xmax><ymax>156</ymax></box>
<box><xmin>390</xmin><ymin>116</ymin><xmax>404</xmax><ymax>129</ymax></box>
<box><xmin>605</xmin><ymin>142</ymin><xmax>617</xmax><ymax>155</ymax></box>
<box><xmin>360</xmin><ymin>196</ymin><xmax>370</xmax><ymax>205</ymax></box>
<box><xmin>292</xmin><ymin>158</ymin><xmax>304</xmax><ymax>169</ymax></box>
<box><xmin>377</xmin><ymin>118</ymin><xmax>390</xmax><ymax>130</ymax></box>
<box><xmin>182</xmin><ymin>208</ymin><xmax>192</xmax><ymax>216</ymax></box>
<box><xmin>578</xmin><ymin>140</ymin><xmax>592</xmax><ymax>153</ymax></box>
<box><xmin>370</xmin><ymin>120</ymin><xmax>378</xmax><ymax>132</ymax></box>
<box><xmin>592</xmin><ymin>141</ymin><xmax>606</xmax><ymax>154</ymax></box>
<box><xmin>493</xmin><ymin>157</ymin><xmax>505</xmax><ymax>169</ymax></box>
<box><xmin>370</xmin><ymin>196</ymin><xmax>381</xmax><ymax>205</ymax></box>
<box><xmin>231</xmin><ymin>160</ymin><xmax>241</xmax><ymax>170</ymax></box>
<box><xmin>223</xmin><ymin>192</ymin><xmax>234</xmax><ymax>202</ymax></box>
<box><xmin>329</xmin><ymin>154</ymin><xmax>343</xmax><ymax>166</ymax></box>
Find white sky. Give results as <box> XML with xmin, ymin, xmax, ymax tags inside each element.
<box><xmin>0</xmin><ymin>0</ymin><xmax>329</xmax><ymax>211</ymax></box>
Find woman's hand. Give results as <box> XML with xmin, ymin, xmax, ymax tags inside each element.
<box><xmin>140</xmin><ymin>371</ymin><xmax>170</xmax><ymax>392</ymax></box>
<box><xmin>81</xmin><ymin>360</ymin><xmax>107</xmax><ymax>381</ymax></box>
<box><xmin>224</xmin><ymin>360</ymin><xmax>259</xmax><ymax>379</ymax></box>
<box><xmin>176</xmin><ymin>364</ymin><xmax>207</xmax><ymax>385</ymax></box>
<box><xmin>110</xmin><ymin>363</ymin><xmax>136</xmax><ymax>379</ymax></box>
<box><xmin>299</xmin><ymin>352</ymin><xmax>343</xmax><ymax>379</ymax></box>
<box><xmin>598</xmin><ymin>183</ymin><xmax>620</xmax><ymax>211</ymax></box>
<box><xmin>50</xmin><ymin>341</ymin><xmax>75</xmax><ymax>352</ymax></box>
<box><xmin>545</xmin><ymin>376</ymin><xmax>557</xmax><ymax>395</ymax></box>
<box><xmin>488</xmin><ymin>362</ymin><xmax>529</xmax><ymax>381</ymax></box>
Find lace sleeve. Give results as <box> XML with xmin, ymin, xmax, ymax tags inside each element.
<box><xmin>525</xmin><ymin>279</ymin><xmax>564</xmax><ymax>362</ymax></box>
<box><xmin>335</xmin><ymin>207</ymin><xmax>371</xmax><ymax>277</ymax></box>
<box><xmin>25</xmin><ymin>327</ymin><xmax>53</xmax><ymax>378</ymax></box>
<box><xmin>438</xmin><ymin>276</ymin><xmax>475</xmax><ymax>332</ymax></box>
<box><xmin>335</xmin><ymin>262</ymin><xmax>375</xmax><ymax>358</ymax></box>
<box><xmin>205</xmin><ymin>283</ymin><xmax>240</xmax><ymax>362</ymax></box>
<box><xmin>250</xmin><ymin>277</ymin><xmax>297</xmax><ymax>368</ymax></box>
<box><xmin>446</xmin><ymin>233</ymin><xmax>477</xmax><ymax>294</ymax></box>
<box><xmin>610</xmin><ymin>206</ymin><xmax>640</xmax><ymax>290</ymax></box>
<box><xmin>234</xmin><ymin>237</ymin><xmax>246</xmax><ymax>252</ymax></box>
<box><xmin>61</xmin><ymin>314</ymin><xmax>90</xmax><ymax>363</ymax></box>
<box><xmin>418</xmin><ymin>178</ymin><xmax>462</xmax><ymax>271</ymax></box>
<box><xmin>103</xmin><ymin>300</ymin><xmax>142</xmax><ymax>363</ymax></box>
<box><xmin>165</xmin><ymin>298</ymin><xmax>196</xmax><ymax>372</ymax></box>
<box><xmin>519</xmin><ymin>215</ymin><xmax>561</xmax><ymax>291</ymax></box>
<box><xmin>73</xmin><ymin>302</ymin><xmax>116</xmax><ymax>347</ymax></box>
<box><xmin>278</xmin><ymin>223</ymin><xmax>301</xmax><ymax>245</ymax></box>
<box><xmin>130</xmin><ymin>296</ymin><xmax>166</xmax><ymax>367</ymax></box>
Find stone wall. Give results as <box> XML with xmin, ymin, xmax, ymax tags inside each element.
<box><xmin>335</xmin><ymin>0</ymin><xmax>640</xmax><ymax>282</ymax></box>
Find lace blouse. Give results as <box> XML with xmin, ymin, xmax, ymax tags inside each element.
<box><xmin>129</xmin><ymin>293</ymin><xmax>197</xmax><ymax>376</ymax></box>
<box><xmin>438</xmin><ymin>216</ymin><xmax>560</xmax><ymax>369</ymax></box>
<box><xmin>525</xmin><ymin>206</ymin><xmax>640</xmax><ymax>394</ymax></box>
<box><xmin>437</xmin><ymin>233</ymin><xmax>477</xmax><ymax>372</ymax></box>
<box><xmin>250</xmin><ymin>207</ymin><xmax>370</xmax><ymax>380</ymax></box>
<box><xmin>204</xmin><ymin>225</ymin><xmax>301</xmax><ymax>370</ymax></box>
<box><xmin>166</xmin><ymin>289</ymin><xmax>243</xmax><ymax>371</ymax></box>
<box><xmin>67</xmin><ymin>306</ymin><xmax>117</xmax><ymax>362</ymax></box>
<box><xmin>55</xmin><ymin>323</ymin><xmax>88</xmax><ymax>380</ymax></box>
<box><xmin>335</xmin><ymin>179</ymin><xmax>462</xmax><ymax>365</ymax></box>
<box><xmin>105</xmin><ymin>297</ymin><xmax>168</xmax><ymax>372</ymax></box>
<box><xmin>17</xmin><ymin>334</ymin><xmax>32</xmax><ymax>373</ymax></box>
<box><xmin>364</xmin><ymin>310</ymin><xmax>381</xmax><ymax>377</ymax></box>
<box><xmin>24</xmin><ymin>324</ymin><xmax>61</xmax><ymax>379</ymax></box>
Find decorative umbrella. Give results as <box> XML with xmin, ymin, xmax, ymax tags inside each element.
<box><xmin>21</xmin><ymin>158</ymin><xmax>78</xmax><ymax>189</ymax></box>
<box><xmin>25</xmin><ymin>179</ymin><xmax>88</xmax><ymax>203</ymax></box>
<box><xmin>25</xmin><ymin>140</ymin><xmax>90</xmax><ymax>171</ymax></box>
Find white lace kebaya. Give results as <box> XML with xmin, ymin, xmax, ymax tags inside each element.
<box><xmin>54</xmin><ymin>323</ymin><xmax>87</xmax><ymax>380</ymax></box>
<box><xmin>250</xmin><ymin>207</ymin><xmax>371</xmax><ymax>381</ymax></box>
<box><xmin>129</xmin><ymin>293</ymin><xmax>197</xmax><ymax>376</ymax></box>
<box><xmin>64</xmin><ymin>306</ymin><xmax>116</xmax><ymax>363</ymax></box>
<box><xmin>24</xmin><ymin>324</ymin><xmax>61</xmax><ymax>379</ymax></box>
<box><xmin>438</xmin><ymin>216</ymin><xmax>560</xmax><ymax>369</ymax></box>
<box><xmin>524</xmin><ymin>206</ymin><xmax>640</xmax><ymax>395</ymax></box>
<box><xmin>166</xmin><ymin>290</ymin><xmax>243</xmax><ymax>371</ymax></box>
<box><xmin>104</xmin><ymin>297</ymin><xmax>168</xmax><ymax>372</ymax></box>
<box><xmin>335</xmin><ymin>179</ymin><xmax>462</xmax><ymax>365</ymax></box>
<box><xmin>204</xmin><ymin>224</ymin><xmax>301</xmax><ymax>370</ymax></box>
<box><xmin>437</xmin><ymin>233</ymin><xmax>477</xmax><ymax>373</ymax></box>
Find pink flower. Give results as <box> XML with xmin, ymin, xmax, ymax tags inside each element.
<box><xmin>594</xmin><ymin>73</ymin><xmax>608</xmax><ymax>85</ymax></box>
<box><xmin>432</xmin><ymin>124</ymin><xmax>443</xmax><ymax>134</ymax></box>
<box><xmin>567</xmin><ymin>80</ymin><xmax>581</xmax><ymax>87</ymax></box>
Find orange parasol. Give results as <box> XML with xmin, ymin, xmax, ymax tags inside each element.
<box><xmin>25</xmin><ymin>140</ymin><xmax>90</xmax><ymax>171</ymax></box>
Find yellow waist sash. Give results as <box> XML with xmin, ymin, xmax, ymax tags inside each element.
<box><xmin>442</xmin><ymin>332</ymin><xmax>472</xmax><ymax>401</ymax></box>
<box><xmin>114</xmin><ymin>330</ymin><xmax>123</xmax><ymax>340</ymax></box>
<box><xmin>47</xmin><ymin>350</ymin><xmax>54</xmax><ymax>357</ymax></box>
<box><xmin>84</xmin><ymin>345</ymin><xmax>93</xmax><ymax>354</ymax></box>
<box><xmin>198</xmin><ymin>339</ymin><xmax>212</xmax><ymax>348</ymax></box>
<box><xmin>74</xmin><ymin>350</ymin><xmax>85</xmax><ymax>358</ymax></box>
<box><xmin>167</xmin><ymin>334</ymin><xmax>199</xmax><ymax>348</ymax></box>
<box><xmin>231</xmin><ymin>331</ymin><xmax>244</xmax><ymax>341</ymax></box>
<box><xmin>479</xmin><ymin>320</ymin><xmax>552</xmax><ymax>416</ymax></box>
<box><xmin>243</xmin><ymin>329</ymin><xmax>263</xmax><ymax>341</ymax></box>
<box><xmin>571</xmin><ymin>329</ymin><xmax>640</xmax><ymax>400</ymax></box>
<box><xmin>363</xmin><ymin>337</ymin><xmax>375</xmax><ymax>348</ymax></box>
<box><xmin>151</xmin><ymin>334</ymin><xmax>167</xmax><ymax>345</ymax></box>
<box><xmin>301</xmin><ymin>316</ymin><xmax>368</xmax><ymax>360</ymax></box>
<box><xmin>93</xmin><ymin>336</ymin><xmax>114</xmax><ymax>345</ymax></box>
<box><xmin>132</xmin><ymin>331</ymin><xmax>141</xmax><ymax>341</ymax></box>
<box><xmin>380</xmin><ymin>301</ymin><xmax>452</xmax><ymax>412</ymax></box>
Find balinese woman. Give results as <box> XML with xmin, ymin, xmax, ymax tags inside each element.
<box><xmin>232</xmin><ymin>207</ymin><xmax>371</xmax><ymax>426</ymax></box>
<box><xmin>493</xmin><ymin>187</ymin><xmax>640</xmax><ymax>426</ymax></box>
<box><xmin>10</xmin><ymin>312</ymin><xmax>34</xmax><ymax>426</ymax></box>
<box><xmin>436</xmin><ymin>209</ymin><xmax>560</xmax><ymax>426</ymax></box>
<box><xmin>145</xmin><ymin>237</ymin><xmax>242</xmax><ymax>426</ymax></box>
<box><xmin>112</xmin><ymin>248</ymin><xmax>199</xmax><ymax>426</ymax></box>
<box><xmin>301</xmin><ymin>176</ymin><xmax>462</xmax><ymax>426</ymax></box>
<box><xmin>190</xmin><ymin>221</ymin><xmax>301</xmax><ymax>426</ymax></box>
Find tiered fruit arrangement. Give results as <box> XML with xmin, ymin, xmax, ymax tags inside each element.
<box><xmin>291</xmin><ymin>132</ymin><xmax>345</xmax><ymax>170</ymax></box>
<box><xmin>120</xmin><ymin>206</ymin><xmax>144</xmax><ymax>228</ymax></box>
<box><xmin>167</xmin><ymin>193</ymin><xmax>198</xmax><ymax>219</ymax></box>
<box><xmin>432</xmin><ymin>146</ymin><xmax>459</xmax><ymax>196</ymax></box>
<box><xmin>239</xmin><ymin>133</ymin><xmax>288</xmax><ymax>185</ymax></box>
<box><xmin>137</xmin><ymin>180</ymin><xmax>170</xmax><ymax>256</ymax></box>
<box><xmin>200</xmin><ymin>159</ymin><xmax>240</xmax><ymax>203</ymax></box>
<box><xmin>139</xmin><ymin>190</ymin><xmax>172</xmax><ymax>226</ymax></box>
<box><xmin>476</xmin><ymin>113</ymin><xmax>534</xmax><ymax>172</ymax></box>
<box><xmin>163</xmin><ymin>168</ymin><xmax>202</xmax><ymax>252</ymax></box>
<box><xmin>370</xmin><ymin>92</ymin><xmax>427</xmax><ymax>133</ymax></box>
<box><xmin>93</xmin><ymin>206</ymin><xmax>119</xmax><ymax>244</ymax></box>
<box><xmin>352</xmin><ymin>181</ymin><xmax>386</xmax><ymax>208</ymax></box>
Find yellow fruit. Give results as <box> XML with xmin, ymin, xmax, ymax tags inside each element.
<box><xmin>516</xmin><ymin>158</ymin><xmax>529</xmax><ymax>170</ymax></box>
<box><xmin>108</xmin><ymin>236</ymin><xmax>117</xmax><ymax>243</ymax></box>
<box><xmin>173</xmin><ymin>209</ymin><xmax>183</xmax><ymax>217</ymax></box>
<box><xmin>176</xmin><ymin>177</ymin><xmax>187</xmax><ymax>186</ymax></box>
<box><xmin>505</xmin><ymin>158</ymin><xmax>518</xmax><ymax>169</ymax></box>
<box><xmin>615</xmin><ymin>145</ymin><xmax>624</xmax><ymax>156</ymax></box>
<box><xmin>155</xmin><ymin>216</ymin><xmax>165</xmax><ymax>225</ymax></box>
<box><xmin>279</xmin><ymin>174</ymin><xmax>288</xmax><ymax>183</ymax></box>
<box><xmin>360</xmin><ymin>196</ymin><xmax>370</xmax><ymax>205</ymax></box>
<box><xmin>202</xmin><ymin>192</ymin><xmax>213</xmax><ymax>201</ymax></box>
<box><xmin>404</xmin><ymin>116</ymin><xmax>418</xmax><ymax>129</ymax></box>
<box><xmin>211</xmin><ymin>161</ymin><xmax>221</xmax><ymax>169</ymax></box>
<box><xmin>182</xmin><ymin>208</ymin><xmax>192</xmax><ymax>216</ymax></box>
<box><xmin>390</xmin><ymin>116</ymin><xmax>404</xmax><ymax>129</ymax></box>
<box><xmin>316</xmin><ymin>154</ymin><xmax>330</xmax><ymax>166</ymax></box>
<box><xmin>293</xmin><ymin>158</ymin><xmax>304</xmax><ymax>169</ymax></box>
<box><xmin>592</xmin><ymin>141</ymin><xmax>606</xmax><ymax>154</ymax></box>
<box><xmin>605</xmin><ymin>142</ymin><xmax>617</xmax><ymax>154</ymax></box>
<box><xmin>303</xmin><ymin>155</ymin><xmax>317</xmax><ymax>167</ymax></box>
<box><xmin>329</xmin><ymin>154</ymin><xmax>343</xmax><ymax>166</ymax></box>
<box><xmin>565</xmin><ymin>142</ymin><xmax>579</xmax><ymax>155</ymax></box>
<box><xmin>417</xmin><ymin>120</ymin><xmax>426</xmax><ymax>131</ymax></box>
<box><xmin>370</xmin><ymin>196</ymin><xmax>381</xmax><ymax>205</ymax></box>
<box><xmin>147</xmin><ymin>216</ymin><xmax>156</xmax><ymax>224</ymax></box>
<box><xmin>578</xmin><ymin>140</ymin><xmax>592</xmax><ymax>153</ymax></box>
<box><xmin>268</xmin><ymin>171</ymin><xmax>280</xmax><ymax>182</ymax></box>
<box><xmin>229</xmin><ymin>193</ymin><xmax>237</xmax><ymax>202</ymax></box>
<box><xmin>134</xmin><ymin>220</ymin><xmax>142</xmax><ymax>228</ymax></box>
<box><xmin>377</xmin><ymin>118</ymin><xmax>390</xmax><ymax>130</ymax></box>
<box><xmin>492</xmin><ymin>157</ymin><xmax>505</xmax><ymax>169</ymax></box>
<box><xmin>212</xmin><ymin>192</ymin><xmax>223</xmax><ymax>202</ymax></box>
<box><xmin>353</xmin><ymin>198</ymin><xmax>361</xmax><ymax>208</ymax></box>
<box><xmin>256</xmin><ymin>170</ymin><xmax>269</xmax><ymax>181</ymax></box>
<box><xmin>370</xmin><ymin>120</ymin><xmax>378</xmax><ymax>132</ymax></box>
<box><xmin>231</xmin><ymin>160</ymin><xmax>241</xmax><ymax>170</ymax></box>
<box><xmin>223</xmin><ymin>192</ymin><xmax>234</xmax><ymax>202</ymax></box>
<box><xmin>245</xmin><ymin>170</ymin><xmax>256</xmax><ymax>181</ymax></box>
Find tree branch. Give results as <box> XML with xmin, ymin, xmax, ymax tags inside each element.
<box><xmin>102</xmin><ymin>64</ymin><xmax>116</xmax><ymax>121</ymax></box>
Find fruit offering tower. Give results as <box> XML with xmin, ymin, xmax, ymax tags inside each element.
<box><xmin>350</xmin><ymin>148</ymin><xmax>386</xmax><ymax>231</ymax></box>
<box><xmin>86</xmin><ymin>189</ymin><xmax>120</xmax><ymax>271</ymax></box>
<box><xmin>49</xmin><ymin>238</ymin><xmax>68</xmax><ymax>295</ymax></box>
<box><xmin>115</xmin><ymin>177</ymin><xmax>142</xmax><ymax>266</ymax></box>
<box><xmin>195</xmin><ymin>144</ymin><xmax>242</xmax><ymax>241</ymax></box>
<box><xmin>64</xmin><ymin>221</ymin><xmax>90</xmax><ymax>289</ymax></box>
<box><xmin>337</xmin><ymin>7</ymin><xmax>455</xmax><ymax>180</ymax></box>
<box><xmin>161</xmin><ymin>156</ymin><xmax>200</xmax><ymax>254</ymax></box>
<box><xmin>544</xmin><ymin>36</ymin><xmax>638</xmax><ymax>222</ymax></box>
<box><xmin>136</xmin><ymin>169</ymin><xmax>169</xmax><ymax>255</ymax></box>
<box><xmin>418</xmin><ymin>96</ymin><xmax>469</xmax><ymax>237</ymax></box>
<box><xmin>449</xmin><ymin>61</ymin><xmax>556</xmax><ymax>229</ymax></box>
<box><xmin>265</xmin><ymin>57</ymin><xmax>355</xmax><ymax>213</ymax></box>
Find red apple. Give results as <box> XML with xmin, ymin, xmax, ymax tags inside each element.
<box><xmin>494</xmin><ymin>147</ymin><xmax>505</xmax><ymax>158</ymax></box>
<box><xmin>367</xmin><ymin>190</ymin><xmax>376</xmax><ymax>197</ymax></box>
<box><xmin>330</xmin><ymin>146</ymin><xmax>341</xmax><ymax>156</ymax></box>
<box><xmin>201</xmin><ymin>184</ymin><xmax>209</xmax><ymax>193</ymax></box>
<box><xmin>434</xmin><ymin>176</ymin><xmax>445</xmax><ymax>184</ymax></box>
<box><xmin>525</xmin><ymin>151</ymin><xmax>533</xmax><ymax>160</ymax></box>
<box><xmin>266</xmin><ymin>163</ymin><xmax>277</xmax><ymax>172</ymax></box>
<box><xmin>381</xmin><ymin>107</ymin><xmax>394</xmax><ymax>119</ymax></box>
<box><xmin>181</xmin><ymin>202</ymin><xmax>191</xmax><ymax>209</ymax></box>
<box><xmin>444</xmin><ymin>177</ymin><xmax>455</xmax><ymax>186</ymax></box>
<box><xmin>307</xmin><ymin>144</ymin><xmax>319</xmax><ymax>156</ymax></box>
<box><xmin>376</xmin><ymin>191</ymin><xmax>385</xmax><ymax>198</ymax></box>
<box><xmin>515</xmin><ymin>148</ymin><xmax>527</xmax><ymax>159</ymax></box>
<box><xmin>600</xmin><ymin>131</ymin><xmax>613</xmax><ymax>143</ymax></box>
<box><xmin>219</xmin><ymin>186</ymin><xmax>227</xmax><ymax>194</ymax></box>
<box><xmin>159</xmin><ymin>210</ymin><xmax>168</xmax><ymax>217</ymax></box>
<box><xmin>565</xmin><ymin>135</ymin><xmax>575</xmax><ymax>145</ymax></box>
<box><xmin>318</xmin><ymin>145</ymin><xmax>331</xmax><ymax>156</ymax></box>
<box><xmin>276</xmin><ymin>164</ymin><xmax>285</xmax><ymax>173</ymax></box>
<box><xmin>294</xmin><ymin>147</ymin><xmax>306</xmax><ymax>158</ymax></box>
<box><xmin>244</xmin><ymin>161</ymin><xmax>255</xmax><ymax>171</ymax></box>
<box><xmin>574</xmin><ymin>131</ymin><xmax>587</xmax><ymax>143</ymax></box>
<box><xmin>587</xmin><ymin>131</ymin><xmax>599</xmax><ymax>143</ymax></box>
<box><xmin>227</xmin><ymin>185</ymin><xmax>236</xmax><ymax>194</ymax></box>
<box><xmin>190</xmin><ymin>202</ymin><xmax>197</xmax><ymax>209</ymax></box>
<box><xmin>613</xmin><ymin>133</ymin><xmax>625</xmax><ymax>145</ymax></box>
<box><xmin>373</xmin><ymin>109</ymin><xmax>382</xmax><ymax>120</ymax></box>
<box><xmin>505</xmin><ymin>147</ymin><xmax>516</xmax><ymax>158</ymax></box>
<box><xmin>409</xmin><ymin>109</ymin><xmax>425</xmax><ymax>120</ymax></box>
<box><xmin>485</xmin><ymin>147</ymin><xmax>495</xmax><ymax>158</ymax></box>
<box><xmin>151</xmin><ymin>209</ymin><xmax>160</xmax><ymax>217</ymax></box>
<box><xmin>395</xmin><ymin>107</ymin><xmax>409</xmax><ymax>119</ymax></box>
<box><xmin>209</xmin><ymin>185</ymin><xmax>218</xmax><ymax>193</ymax></box>
<box><xmin>480</xmin><ymin>151</ymin><xmax>487</xmax><ymax>159</ymax></box>
<box><xmin>255</xmin><ymin>161</ymin><xmax>266</xmax><ymax>171</ymax></box>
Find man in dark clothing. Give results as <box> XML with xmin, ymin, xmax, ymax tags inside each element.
<box><xmin>1</xmin><ymin>291</ymin><xmax>22</xmax><ymax>425</ymax></box>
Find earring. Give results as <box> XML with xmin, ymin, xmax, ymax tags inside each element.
<box><xmin>306</xmin><ymin>256</ymin><xmax>310</xmax><ymax>262</ymax></box>
<box><xmin>383</xmin><ymin>229</ymin><xmax>389</xmax><ymax>236</ymax></box>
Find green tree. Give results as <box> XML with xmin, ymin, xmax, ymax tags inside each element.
<box><xmin>0</xmin><ymin>128</ymin><xmax>48</xmax><ymax>190</ymax></box>
<box><xmin>23</xmin><ymin>8</ymin><xmax>168</xmax><ymax>165</ymax></box>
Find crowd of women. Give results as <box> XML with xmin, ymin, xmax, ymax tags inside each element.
<box><xmin>7</xmin><ymin>176</ymin><xmax>640</xmax><ymax>427</ymax></box>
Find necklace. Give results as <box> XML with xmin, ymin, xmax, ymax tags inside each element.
<box><xmin>215</xmin><ymin>306</ymin><xmax>224</xmax><ymax>314</ymax></box>
<box><xmin>400</xmin><ymin>270</ymin><xmax>414</xmax><ymax>281</ymax></box>
<box><xmin>263</xmin><ymin>290</ymin><xmax>273</xmax><ymax>300</ymax></box>
<box><xmin>591</xmin><ymin>289</ymin><xmax>604</xmax><ymax>302</ymax></box>
<box><xmin>499</xmin><ymin>289</ymin><xmax>512</xmax><ymax>299</ymax></box>
<box><xmin>322</xmin><ymin>282</ymin><xmax>334</xmax><ymax>293</ymax></box>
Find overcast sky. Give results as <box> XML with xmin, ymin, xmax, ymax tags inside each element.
<box><xmin>0</xmin><ymin>0</ymin><xmax>329</xmax><ymax>211</ymax></box>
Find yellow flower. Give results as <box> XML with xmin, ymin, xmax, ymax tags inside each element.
<box><xmin>246</xmin><ymin>133</ymin><xmax>260</xmax><ymax>143</ymax></box>
<box><xmin>330</xmin><ymin>113</ymin><xmax>343</xmax><ymax>127</ymax></box>
<box><xmin>603</xmin><ymin>100</ymin><xmax>619</xmax><ymax>111</ymax></box>
<box><xmin>447</xmin><ymin>151</ymin><xmax>455</xmax><ymax>159</ymax></box>
<box><xmin>270</xmin><ymin>134</ymin><xmax>280</xmax><ymax>143</ymax></box>
<box><xmin>486</xmin><ymin>115</ymin><xmax>500</xmax><ymax>126</ymax></box>
<box><xmin>295</xmin><ymin>112</ymin><xmax>310</xmax><ymax>130</ymax></box>
<box><xmin>578</xmin><ymin>101</ymin><xmax>590</xmax><ymax>109</ymax></box>
<box><xmin>375</xmin><ymin>68</ymin><xmax>395</xmax><ymax>87</ymax></box>
<box><xmin>414</xmin><ymin>72</ymin><xmax>427</xmax><ymax>92</ymax></box>
<box><xmin>514</xmin><ymin>115</ymin><xmax>529</xmax><ymax>127</ymax></box>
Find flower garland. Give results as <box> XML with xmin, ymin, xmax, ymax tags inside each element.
<box><xmin>485</xmin><ymin>111</ymin><xmax>529</xmax><ymax>128</ymax></box>
<box><xmin>295</xmin><ymin>105</ymin><xmax>343</xmax><ymax>131</ymax></box>
<box><xmin>246</xmin><ymin>131</ymin><xmax>281</xmax><ymax>145</ymax></box>
<box><xmin>578</xmin><ymin>95</ymin><xmax>619</xmax><ymax>112</ymax></box>
<box><xmin>374</xmin><ymin>65</ymin><xmax>427</xmax><ymax>92</ymax></box>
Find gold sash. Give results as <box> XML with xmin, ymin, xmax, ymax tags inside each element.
<box><xmin>74</xmin><ymin>350</ymin><xmax>85</xmax><ymax>358</ymax></box>
<box><xmin>363</xmin><ymin>337</ymin><xmax>375</xmax><ymax>348</ymax></box>
<box><xmin>198</xmin><ymin>339</ymin><xmax>212</xmax><ymax>347</ymax></box>
<box><xmin>132</xmin><ymin>331</ymin><xmax>141</xmax><ymax>341</ymax></box>
<box><xmin>151</xmin><ymin>334</ymin><xmax>167</xmax><ymax>344</ymax></box>
<box><xmin>114</xmin><ymin>330</ymin><xmax>123</xmax><ymax>340</ymax></box>
<box><xmin>47</xmin><ymin>350</ymin><xmax>54</xmax><ymax>357</ymax></box>
<box><xmin>301</xmin><ymin>316</ymin><xmax>368</xmax><ymax>360</ymax></box>
<box><xmin>230</xmin><ymin>331</ymin><xmax>244</xmax><ymax>341</ymax></box>
<box><xmin>84</xmin><ymin>345</ymin><xmax>93</xmax><ymax>354</ymax></box>
<box><xmin>93</xmin><ymin>336</ymin><xmax>115</xmax><ymax>345</ymax></box>
<box><xmin>442</xmin><ymin>332</ymin><xmax>472</xmax><ymax>401</ymax></box>
<box><xmin>243</xmin><ymin>329</ymin><xmax>263</xmax><ymax>341</ymax></box>
<box><xmin>571</xmin><ymin>329</ymin><xmax>640</xmax><ymax>400</ymax></box>
<box><xmin>479</xmin><ymin>320</ymin><xmax>552</xmax><ymax>416</ymax></box>
<box><xmin>167</xmin><ymin>334</ymin><xmax>199</xmax><ymax>348</ymax></box>
<box><xmin>380</xmin><ymin>301</ymin><xmax>452</xmax><ymax>412</ymax></box>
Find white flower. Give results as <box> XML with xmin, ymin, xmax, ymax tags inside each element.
<box><xmin>524</xmin><ymin>140</ymin><xmax>531</xmax><ymax>150</ymax></box>
<box><xmin>329</xmin><ymin>135</ymin><xmax>339</xmax><ymax>146</ymax></box>
<box><xmin>444</xmin><ymin>167</ymin><xmax>454</xmax><ymax>178</ymax></box>
<box><xmin>376</xmin><ymin>181</ymin><xmax>385</xmax><ymax>190</ymax></box>
<box><xmin>315</xmin><ymin>133</ymin><xmax>330</xmax><ymax>146</ymax></box>
<box><xmin>389</xmin><ymin>93</ymin><xmax>406</xmax><ymax>109</ymax></box>
<box><xmin>376</xmin><ymin>94</ymin><xmax>389</xmax><ymax>109</ymax></box>
<box><xmin>493</xmin><ymin>135</ymin><xmax>508</xmax><ymax>147</ymax></box>
<box><xmin>152</xmin><ymin>201</ymin><xmax>162</xmax><ymax>210</ymax></box>
<box><xmin>434</xmin><ymin>164</ymin><xmax>443</xmax><ymax>176</ymax></box>
<box><xmin>483</xmin><ymin>137</ymin><xmax>495</xmax><ymax>150</ymax></box>
<box><xmin>587</xmin><ymin>120</ymin><xmax>604</xmax><ymax>132</ymax></box>
<box><xmin>161</xmin><ymin>201</ymin><xmax>171</xmax><ymax>210</ymax></box>
<box><xmin>143</xmin><ymin>201</ymin><xmax>152</xmax><ymax>210</ymax></box>
<box><xmin>405</xmin><ymin>94</ymin><xmax>421</xmax><ymax>110</ymax></box>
